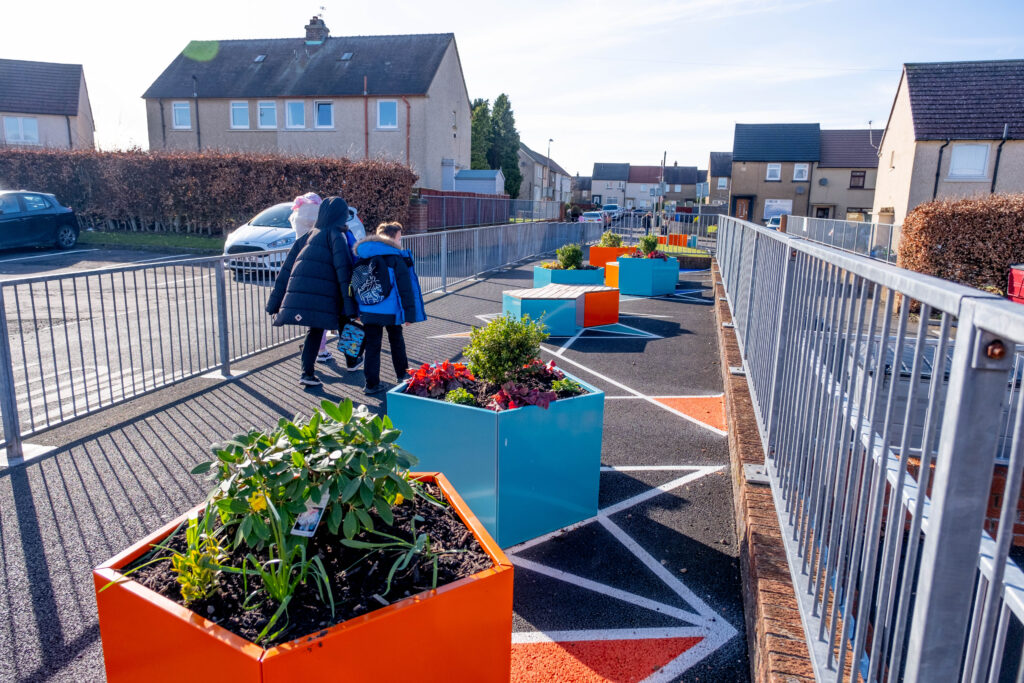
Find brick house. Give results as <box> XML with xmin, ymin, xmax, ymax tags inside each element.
<box><xmin>0</xmin><ymin>59</ymin><xmax>95</xmax><ymax>149</ymax></box>
<box><xmin>142</xmin><ymin>17</ymin><xmax>471</xmax><ymax>190</ymax></box>
<box><xmin>707</xmin><ymin>152</ymin><xmax>732</xmax><ymax>206</ymax></box>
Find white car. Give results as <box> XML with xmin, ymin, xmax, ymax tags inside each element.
<box><xmin>223</xmin><ymin>202</ymin><xmax>366</xmax><ymax>277</ymax></box>
<box><xmin>579</xmin><ymin>211</ymin><xmax>605</xmax><ymax>223</ymax></box>
<box><xmin>765</xmin><ymin>216</ymin><xmax>782</xmax><ymax>230</ymax></box>
<box><xmin>602</xmin><ymin>203</ymin><xmax>623</xmax><ymax>220</ymax></box>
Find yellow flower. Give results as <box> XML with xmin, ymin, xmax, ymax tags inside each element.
<box><xmin>247</xmin><ymin>491</ymin><xmax>267</xmax><ymax>512</ymax></box>
<box><xmin>395</xmin><ymin>493</ymin><xmax>405</xmax><ymax>505</ymax></box>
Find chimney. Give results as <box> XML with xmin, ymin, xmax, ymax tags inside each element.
<box><xmin>304</xmin><ymin>16</ymin><xmax>329</xmax><ymax>43</ymax></box>
<box><xmin>673</xmin><ymin>161</ymin><xmax>678</xmax><ymax>166</ymax></box>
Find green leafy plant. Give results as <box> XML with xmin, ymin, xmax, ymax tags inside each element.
<box><xmin>551</xmin><ymin>377</ymin><xmax>584</xmax><ymax>396</ymax></box>
<box><xmin>556</xmin><ymin>243</ymin><xmax>584</xmax><ymax>270</ymax></box>
<box><xmin>463</xmin><ymin>314</ymin><xmax>549</xmax><ymax>385</ymax></box>
<box><xmin>444</xmin><ymin>387</ymin><xmax>477</xmax><ymax>406</ymax></box>
<box><xmin>171</xmin><ymin>509</ymin><xmax>230</xmax><ymax>605</ymax></box>
<box><xmin>638</xmin><ymin>234</ymin><xmax>659</xmax><ymax>255</ymax></box>
<box><xmin>598</xmin><ymin>231</ymin><xmax>622</xmax><ymax>247</ymax></box>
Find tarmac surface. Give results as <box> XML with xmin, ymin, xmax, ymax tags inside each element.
<box><xmin>0</xmin><ymin>255</ymin><xmax>747</xmax><ymax>682</ymax></box>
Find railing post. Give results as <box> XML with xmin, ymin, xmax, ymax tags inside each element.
<box><xmin>498</xmin><ymin>226</ymin><xmax>504</xmax><ymax>268</ymax></box>
<box><xmin>473</xmin><ymin>228</ymin><xmax>480</xmax><ymax>278</ymax></box>
<box><xmin>0</xmin><ymin>286</ymin><xmax>24</xmax><ymax>464</ymax></box>
<box><xmin>904</xmin><ymin>299</ymin><xmax>1011</xmax><ymax>680</ymax></box>
<box><xmin>440</xmin><ymin>231</ymin><xmax>448</xmax><ymax>293</ymax></box>
<box><xmin>766</xmin><ymin>246</ymin><xmax>796</xmax><ymax>450</ymax></box>
<box><xmin>215</xmin><ymin>259</ymin><xmax>232</xmax><ymax>376</ymax></box>
<box><xmin>742</xmin><ymin>231</ymin><xmax>760</xmax><ymax>352</ymax></box>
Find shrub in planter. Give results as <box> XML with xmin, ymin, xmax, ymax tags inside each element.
<box><xmin>607</xmin><ymin>238</ymin><xmax>678</xmax><ymax>295</ymax></box>
<box><xmin>387</xmin><ymin>316</ymin><xmax>605</xmax><ymax>547</ymax></box>
<box><xmin>637</xmin><ymin>234</ymin><xmax>660</xmax><ymax>256</ymax></box>
<box><xmin>598</xmin><ymin>231</ymin><xmax>622</xmax><ymax>247</ymax></box>
<box><xmin>94</xmin><ymin>399</ymin><xmax>512</xmax><ymax>682</ymax></box>
<box><xmin>534</xmin><ymin>243</ymin><xmax>603</xmax><ymax>286</ymax></box>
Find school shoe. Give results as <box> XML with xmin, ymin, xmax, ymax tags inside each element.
<box><xmin>299</xmin><ymin>374</ymin><xmax>322</xmax><ymax>387</ymax></box>
<box><xmin>362</xmin><ymin>383</ymin><xmax>386</xmax><ymax>395</ymax></box>
<box><xmin>346</xmin><ymin>357</ymin><xmax>364</xmax><ymax>372</ymax></box>
<box><xmin>316</xmin><ymin>351</ymin><xmax>334</xmax><ymax>363</ymax></box>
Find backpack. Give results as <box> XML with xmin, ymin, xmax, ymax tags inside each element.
<box><xmin>350</xmin><ymin>256</ymin><xmax>392</xmax><ymax>307</ymax></box>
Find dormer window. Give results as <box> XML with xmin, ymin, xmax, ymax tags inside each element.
<box><xmin>254</xmin><ymin>55</ymin><xmax>266</xmax><ymax>63</ymax></box>
<box><xmin>340</xmin><ymin>52</ymin><xmax>353</xmax><ymax>61</ymax></box>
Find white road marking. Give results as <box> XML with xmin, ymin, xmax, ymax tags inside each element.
<box><xmin>0</xmin><ymin>249</ymin><xmax>97</xmax><ymax>264</ymax></box>
<box><xmin>600</xmin><ymin>465</ymin><xmax>716</xmax><ymax>472</ymax></box>
<box><xmin>512</xmin><ymin>626</ymin><xmax>709</xmax><ymax>644</ymax></box>
<box><xmin>129</xmin><ymin>253</ymin><xmax>191</xmax><ymax>264</ymax></box>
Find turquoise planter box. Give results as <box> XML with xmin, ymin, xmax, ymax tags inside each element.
<box><xmin>616</xmin><ymin>256</ymin><xmax>679</xmax><ymax>296</ymax></box>
<box><xmin>502</xmin><ymin>292</ymin><xmax>577</xmax><ymax>336</ymax></box>
<box><xmin>532</xmin><ymin>266</ymin><xmax>605</xmax><ymax>288</ymax></box>
<box><xmin>386</xmin><ymin>370</ymin><xmax>604</xmax><ymax>548</ymax></box>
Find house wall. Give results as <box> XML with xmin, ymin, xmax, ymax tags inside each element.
<box><xmin>625</xmin><ymin>181</ymin><xmax>657</xmax><ymax>208</ymax></box>
<box><xmin>592</xmin><ymin>179</ymin><xmax>625</xmax><ymax>206</ymax></box>
<box><xmin>809</xmin><ymin>167</ymin><xmax>877</xmax><ymax>219</ymax></box>
<box><xmin>518</xmin><ymin>150</ymin><xmax>541</xmax><ymax>200</ymax></box>
<box><xmin>730</xmin><ymin>161</ymin><xmax>814</xmax><ymax>220</ymax></box>
<box><xmin>873</xmin><ymin>76</ymin><xmax>918</xmax><ymax>224</ymax></box>
<box><xmin>420</xmin><ymin>40</ymin><xmax>471</xmax><ymax>190</ymax></box>
<box><xmin>0</xmin><ymin>110</ymin><xmax>95</xmax><ymax>149</ymax></box>
<box><xmin>454</xmin><ymin>177</ymin><xmax>502</xmax><ymax>195</ymax></box>
<box><xmin>708</xmin><ymin>176</ymin><xmax>730</xmax><ymax>205</ymax></box>
<box><xmin>72</xmin><ymin>74</ymin><xmax>95</xmax><ymax>149</ymax></box>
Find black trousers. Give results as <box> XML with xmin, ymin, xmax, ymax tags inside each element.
<box><xmin>363</xmin><ymin>323</ymin><xmax>408</xmax><ymax>388</ymax></box>
<box><xmin>300</xmin><ymin>327</ymin><xmax>324</xmax><ymax>376</ymax></box>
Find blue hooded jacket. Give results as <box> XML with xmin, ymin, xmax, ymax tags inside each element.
<box><xmin>351</xmin><ymin>235</ymin><xmax>426</xmax><ymax>325</ymax></box>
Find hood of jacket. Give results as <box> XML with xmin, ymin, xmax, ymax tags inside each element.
<box><xmin>354</xmin><ymin>234</ymin><xmax>404</xmax><ymax>258</ymax></box>
<box><xmin>315</xmin><ymin>197</ymin><xmax>351</xmax><ymax>233</ymax></box>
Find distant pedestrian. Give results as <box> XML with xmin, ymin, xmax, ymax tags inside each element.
<box><xmin>266</xmin><ymin>196</ymin><xmax>359</xmax><ymax>387</ymax></box>
<box><xmin>351</xmin><ymin>222</ymin><xmax>426</xmax><ymax>395</ymax></box>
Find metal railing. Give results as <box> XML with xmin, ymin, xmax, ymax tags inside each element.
<box><xmin>787</xmin><ymin>215</ymin><xmax>902</xmax><ymax>264</ymax></box>
<box><xmin>0</xmin><ymin>221</ymin><xmax>595</xmax><ymax>465</ymax></box>
<box><xmin>718</xmin><ymin>213</ymin><xmax>1024</xmax><ymax>681</ymax></box>
<box><xmin>594</xmin><ymin>212</ymin><xmax>720</xmax><ymax>254</ymax></box>
<box><xmin>420</xmin><ymin>195</ymin><xmax>560</xmax><ymax>229</ymax></box>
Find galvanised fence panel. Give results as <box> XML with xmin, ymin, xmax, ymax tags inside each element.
<box><xmin>0</xmin><ymin>222</ymin><xmax>596</xmax><ymax>464</ymax></box>
<box><xmin>422</xmin><ymin>195</ymin><xmax>560</xmax><ymax>229</ymax></box>
<box><xmin>788</xmin><ymin>215</ymin><xmax>902</xmax><ymax>263</ymax></box>
<box><xmin>718</xmin><ymin>214</ymin><xmax>1024</xmax><ymax>681</ymax></box>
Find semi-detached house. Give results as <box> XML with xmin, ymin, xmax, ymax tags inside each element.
<box><xmin>0</xmin><ymin>59</ymin><xmax>95</xmax><ymax>149</ymax></box>
<box><xmin>142</xmin><ymin>17</ymin><xmax>471</xmax><ymax>190</ymax></box>
<box><xmin>591</xmin><ymin>163</ymin><xmax>630</xmax><ymax>207</ymax></box>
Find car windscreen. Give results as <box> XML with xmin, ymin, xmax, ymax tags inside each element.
<box><xmin>583</xmin><ymin>212</ymin><xmax>601</xmax><ymax>218</ymax></box>
<box><xmin>250</xmin><ymin>204</ymin><xmax>293</xmax><ymax>228</ymax></box>
<box><xmin>602</xmin><ymin>206</ymin><xmax>616</xmax><ymax>210</ymax></box>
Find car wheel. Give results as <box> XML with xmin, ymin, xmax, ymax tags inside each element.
<box><xmin>55</xmin><ymin>225</ymin><xmax>79</xmax><ymax>249</ymax></box>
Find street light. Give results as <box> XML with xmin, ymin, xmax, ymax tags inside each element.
<box><xmin>545</xmin><ymin>138</ymin><xmax>553</xmax><ymax>203</ymax></box>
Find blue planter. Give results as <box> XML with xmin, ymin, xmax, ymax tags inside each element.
<box><xmin>532</xmin><ymin>266</ymin><xmax>605</xmax><ymax>288</ymax></box>
<box><xmin>502</xmin><ymin>292</ymin><xmax>577</xmax><ymax>336</ymax></box>
<box><xmin>616</xmin><ymin>256</ymin><xmax>679</xmax><ymax>296</ymax></box>
<box><xmin>386</xmin><ymin>370</ymin><xmax>604</xmax><ymax>547</ymax></box>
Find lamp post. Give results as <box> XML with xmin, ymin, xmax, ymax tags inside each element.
<box><xmin>545</xmin><ymin>138</ymin><xmax>553</xmax><ymax>206</ymax></box>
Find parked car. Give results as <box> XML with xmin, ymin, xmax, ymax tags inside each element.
<box><xmin>0</xmin><ymin>190</ymin><xmax>79</xmax><ymax>251</ymax></box>
<box><xmin>223</xmin><ymin>202</ymin><xmax>365</xmax><ymax>277</ymax></box>
<box><xmin>602</xmin><ymin>204</ymin><xmax>622</xmax><ymax>220</ymax></box>
<box><xmin>579</xmin><ymin>211</ymin><xmax>605</xmax><ymax>224</ymax></box>
<box><xmin>765</xmin><ymin>216</ymin><xmax>782</xmax><ymax>230</ymax></box>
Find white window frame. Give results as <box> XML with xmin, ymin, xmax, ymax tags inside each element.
<box><xmin>3</xmin><ymin>116</ymin><xmax>39</xmax><ymax>144</ymax></box>
<box><xmin>948</xmin><ymin>143</ymin><xmax>990</xmax><ymax>180</ymax></box>
<box><xmin>257</xmin><ymin>101</ymin><xmax>277</xmax><ymax>129</ymax></box>
<box><xmin>171</xmin><ymin>102</ymin><xmax>191</xmax><ymax>130</ymax></box>
<box><xmin>285</xmin><ymin>101</ymin><xmax>305</xmax><ymax>129</ymax></box>
<box><xmin>674</xmin><ymin>184</ymin><xmax>682</xmax><ymax>192</ymax></box>
<box><xmin>230</xmin><ymin>101</ymin><xmax>249</xmax><ymax>129</ymax></box>
<box><xmin>535</xmin><ymin>165</ymin><xmax>542</xmax><ymax>180</ymax></box>
<box><xmin>717</xmin><ymin>177</ymin><xmax>728</xmax><ymax>190</ymax></box>
<box><xmin>640</xmin><ymin>184</ymin><xmax>647</xmax><ymax>192</ymax></box>
<box><xmin>766</xmin><ymin>163</ymin><xmax>781</xmax><ymax>181</ymax></box>
<box><xmin>314</xmin><ymin>100</ymin><xmax>334</xmax><ymax>129</ymax></box>
<box><xmin>377</xmin><ymin>100</ymin><xmax>398</xmax><ymax>130</ymax></box>
<box><xmin>793</xmin><ymin>163</ymin><xmax>809</xmax><ymax>181</ymax></box>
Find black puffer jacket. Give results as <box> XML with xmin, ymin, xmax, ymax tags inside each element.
<box><xmin>266</xmin><ymin>197</ymin><xmax>357</xmax><ymax>328</ymax></box>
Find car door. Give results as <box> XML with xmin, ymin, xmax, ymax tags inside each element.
<box><xmin>0</xmin><ymin>194</ymin><xmax>29</xmax><ymax>249</ymax></box>
<box><xmin>20</xmin><ymin>193</ymin><xmax>58</xmax><ymax>246</ymax></box>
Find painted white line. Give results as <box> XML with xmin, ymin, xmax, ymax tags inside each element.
<box><xmin>605</xmin><ymin>393</ymin><xmax>724</xmax><ymax>400</ymax></box>
<box><xmin>510</xmin><ymin>556</ymin><xmax>707</xmax><ymax>626</ymax></box>
<box><xmin>600</xmin><ymin>467</ymin><xmax>723</xmax><ymax>518</ymax></box>
<box><xmin>0</xmin><ymin>248</ymin><xmax>97</xmax><ymax>264</ymax></box>
<box><xmin>641</xmin><ymin>625</ymin><xmax>736</xmax><ymax>683</ymax></box>
<box><xmin>600</xmin><ymin>465</ymin><xmax>709</xmax><ymax>472</ymax></box>
<box><xmin>619</xmin><ymin>312</ymin><xmax>672</xmax><ymax>319</ymax></box>
<box><xmin>505</xmin><ymin>517</ymin><xmax>599</xmax><ymax>554</ymax></box>
<box><xmin>551</xmin><ymin>328</ymin><xmax>584</xmax><ymax>357</ymax></box>
<box><xmin>512</xmin><ymin>626</ymin><xmax>710</xmax><ymax>644</ymax></box>
<box><xmin>539</xmin><ymin>346</ymin><xmax>728</xmax><ymax>436</ymax></box>
<box><xmin>129</xmin><ymin>253</ymin><xmax>190</xmax><ymax>264</ymax></box>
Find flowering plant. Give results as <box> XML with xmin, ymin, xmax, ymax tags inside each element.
<box><xmin>519</xmin><ymin>359</ymin><xmax>565</xmax><ymax>382</ymax></box>
<box><xmin>628</xmin><ymin>248</ymin><xmax>668</xmax><ymax>260</ymax></box>
<box><xmin>485</xmin><ymin>382</ymin><xmax>558</xmax><ymax>412</ymax></box>
<box><xmin>405</xmin><ymin>361</ymin><xmax>476</xmax><ymax>398</ymax></box>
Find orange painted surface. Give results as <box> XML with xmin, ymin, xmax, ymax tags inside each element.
<box><xmin>588</xmin><ymin>246</ymin><xmax>633</xmax><ymax>268</ymax></box>
<box><xmin>511</xmin><ymin>637</ymin><xmax>701</xmax><ymax>682</ymax></box>
<box><xmin>604</xmin><ymin>263</ymin><xmax>619</xmax><ymax>288</ymax></box>
<box><xmin>655</xmin><ymin>235</ymin><xmax>684</xmax><ymax>247</ymax></box>
<box><xmin>94</xmin><ymin>474</ymin><xmax>513</xmax><ymax>683</ymax></box>
<box><xmin>583</xmin><ymin>290</ymin><xmax>619</xmax><ymax>327</ymax></box>
<box><xmin>655</xmin><ymin>396</ymin><xmax>727</xmax><ymax>432</ymax></box>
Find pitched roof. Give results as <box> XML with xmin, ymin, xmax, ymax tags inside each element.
<box><xmin>818</xmin><ymin>129</ymin><xmax>883</xmax><ymax>168</ymax></box>
<box><xmin>455</xmin><ymin>169</ymin><xmax>502</xmax><ymax>179</ymax></box>
<box><xmin>520</xmin><ymin>143</ymin><xmax>569</xmax><ymax>176</ymax></box>
<box><xmin>698</xmin><ymin>170</ymin><xmax>707</xmax><ymax>183</ymax></box>
<box><xmin>732</xmin><ymin>123</ymin><xmax>820</xmax><ymax>162</ymax></box>
<box><xmin>143</xmin><ymin>33</ymin><xmax>454</xmax><ymax>99</ymax></box>
<box><xmin>628</xmin><ymin>165</ymin><xmax>662</xmax><ymax>183</ymax></box>
<box><xmin>573</xmin><ymin>176</ymin><xmax>592</xmax><ymax>191</ymax></box>
<box><xmin>0</xmin><ymin>59</ymin><xmax>83</xmax><ymax>116</ymax></box>
<box><xmin>592</xmin><ymin>163</ymin><xmax>630</xmax><ymax>181</ymax></box>
<box><xmin>903</xmin><ymin>60</ymin><xmax>1024</xmax><ymax>140</ymax></box>
<box><xmin>663</xmin><ymin>166</ymin><xmax>698</xmax><ymax>185</ymax></box>
<box><xmin>709</xmin><ymin>151</ymin><xmax>732</xmax><ymax>177</ymax></box>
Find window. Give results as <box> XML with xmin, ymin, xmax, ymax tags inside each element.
<box><xmin>793</xmin><ymin>163</ymin><xmax>809</xmax><ymax>181</ymax></box>
<box><xmin>606</xmin><ymin>182</ymin><xmax>612</xmax><ymax>189</ymax></box>
<box><xmin>377</xmin><ymin>100</ymin><xmax>398</xmax><ymax>129</ymax></box>
<box><xmin>850</xmin><ymin>170</ymin><xmax>866</xmax><ymax>188</ymax></box>
<box><xmin>22</xmin><ymin>194</ymin><xmax>51</xmax><ymax>211</ymax></box>
<box><xmin>286</xmin><ymin>101</ymin><xmax>305</xmax><ymax>128</ymax></box>
<box><xmin>258</xmin><ymin>101</ymin><xmax>276</xmax><ymax>128</ymax></box>
<box><xmin>3</xmin><ymin>116</ymin><xmax>39</xmax><ymax>144</ymax></box>
<box><xmin>535</xmin><ymin>165</ymin><xmax>542</xmax><ymax>180</ymax></box>
<box><xmin>640</xmin><ymin>184</ymin><xmax>647</xmax><ymax>192</ymax></box>
<box><xmin>171</xmin><ymin>102</ymin><xmax>190</xmax><ymax>129</ymax></box>
<box><xmin>949</xmin><ymin>144</ymin><xmax>990</xmax><ymax>179</ymax></box>
<box><xmin>0</xmin><ymin>194</ymin><xmax>19</xmax><ymax>214</ymax></box>
<box><xmin>582</xmin><ymin>190</ymin><xmax>589</xmax><ymax>198</ymax></box>
<box><xmin>674</xmin><ymin>184</ymin><xmax>682</xmax><ymax>192</ymax></box>
<box><xmin>766</xmin><ymin>163</ymin><xmax>781</xmax><ymax>181</ymax></box>
<box><xmin>230</xmin><ymin>102</ymin><xmax>249</xmax><ymax>129</ymax></box>
<box><xmin>314</xmin><ymin>101</ymin><xmax>333</xmax><ymax>128</ymax></box>
<box><xmin>717</xmin><ymin>177</ymin><xmax>728</xmax><ymax>190</ymax></box>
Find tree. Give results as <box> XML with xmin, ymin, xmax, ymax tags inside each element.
<box><xmin>490</xmin><ymin>94</ymin><xmax>522</xmax><ymax>198</ymax></box>
<box><xmin>470</xmin><ymin>99</ymin><xmax>492</xmax><ymax>170</ymax></box>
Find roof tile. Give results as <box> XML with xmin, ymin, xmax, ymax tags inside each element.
<box><xmin>818</xmin><ymin>129</ymin><xmax>883</xmax><ymax>168</ymax></box>
<box><xmin>0</xmin><ymin>59</ymin><xmax>82</xmax><ymax>116</ymax></box>
<box><xmin>904</xmin><ymin>60</ymin><xmax>1024</xmax><ymax>140</ymax></box>
<box><xmin>732</xmin><ymin>123</ymin><xmax>820</xmax><ymax>162</ymax></box>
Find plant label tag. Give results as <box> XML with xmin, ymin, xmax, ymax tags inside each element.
<box><xmin>291</xmin><ymin>498</ymin><xmax>327</xmax><ymax>537</ymax></box>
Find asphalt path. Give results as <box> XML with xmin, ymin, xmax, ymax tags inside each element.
<box><xmin>0</xmin><ymin>256</ymin><xmax>747</xmax><ymax>682</ymax></box>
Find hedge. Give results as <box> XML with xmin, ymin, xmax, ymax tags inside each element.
<box><xmin>898</xmin><ymin>194</ymin><xmax>1024</xmax><ymax>295</ymax></box>
<box><xmin>0</xmin><ymin>148</ymin><xmax>418</xmax><ymax>236</ymax></box>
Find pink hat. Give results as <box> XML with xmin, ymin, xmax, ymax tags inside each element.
<box><xmin>291</xmin><ymin>192</ymin><xmax>322</xmax><ymax>211</ymax></box>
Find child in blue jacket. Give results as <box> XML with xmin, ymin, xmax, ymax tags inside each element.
<box><xmin>350</xmin><ymin>222</ymin><xmax>426</xmax><ymax>394</ymax></box>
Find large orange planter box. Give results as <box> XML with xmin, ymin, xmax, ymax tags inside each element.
<box><xmin>588</xmin><ymin>245</ymin><xmax>633</xmax><ymax>268</ymax></box>
<box><xmin>94</xmin><ymin>473</ymin><xmax>514</xmax><ymax>683</ymax></box>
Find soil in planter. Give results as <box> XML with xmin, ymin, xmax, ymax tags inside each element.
<box><xmin>541</xmin><ymin>264</ymin><xmax>599</xmax><ymax>270</ymax></box>
<box><xmin>123</xmin><ymin>484</ymin><xmax>493</xmax><ymax>647</ymax></box>
<box><xmin>457</xmin><ymin>374</ymin><xmax>589</xmax><ymax>407</ymax></box>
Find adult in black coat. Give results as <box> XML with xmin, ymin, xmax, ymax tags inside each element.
<box><xmin>266</xmin><ymin>197</ymin><xmax>357</xmax><ymax>385</ymax></box>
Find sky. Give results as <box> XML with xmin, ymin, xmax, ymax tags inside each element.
<box><xmin>3</xmin><ymin>0</ymin><xmax>1023</xmax><ymax>177</ymax></box>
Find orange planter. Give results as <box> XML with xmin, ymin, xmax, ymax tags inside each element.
<box><xmin>657</xmin><ymin>234</ymin><xmax>685</xmax><ymax>247</ymax></box>
<box><xmin>588</xmin><ymin>245</ymin><xmax>633</xmax><ymax>268</ymax></box>
<box><xmin>94</xmin><ymin>473</ymin><xmax>514</xmax><ymax>683</ymax></box>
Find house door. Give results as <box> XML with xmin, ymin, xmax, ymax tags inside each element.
<box><xmin>735</xmin><ymin>198</ymin><xmax>750</xmax><ymax>220</ymax></box>
<box><xmin>815</xmin><ymin>207</ymin><xmax>831</xmax><ymax>218</ymax></box>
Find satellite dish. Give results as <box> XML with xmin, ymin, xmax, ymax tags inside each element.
<box><xmin>796</xmin><ymin>186</ymin><xmax>806</xmax><ymax>195</ymax></box>
<box><xmin>819</xmin><ymin>177</ymin><xmax>829</xmax><ymax>186</ymax></box>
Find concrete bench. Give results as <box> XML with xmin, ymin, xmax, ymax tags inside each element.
<box><xmin>502</xmin><ymin>284</ymin><xmax>619</xmax><ymax>336</ymax></box>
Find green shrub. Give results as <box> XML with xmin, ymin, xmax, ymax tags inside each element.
<box><xmin>638</xmin><ymin>234</ymin><xmax>659</xmax><ymax>255</ymax></box>
<box><xmin>551</xmin><ymin>377</ymin><xmax>584</xmax><ymax>395</ymax></box>
<box><xmin>444</xmin><ymin>387</ymin><xmax>477</xmax><ymax>406</ymax></box>
<box><xmin>556</xmin><ymin>243</ymin><xmax>584</xmax><ymax>270</ymax></box>
<box><xmin>463</xmin><ymin>314</ymin><xmax>549</xmax><ymax>385</ymax></box>
<box><xmin>598</xmin><ymin>231</ymin><xmax>622</xmax><ymax>247</ymax></box>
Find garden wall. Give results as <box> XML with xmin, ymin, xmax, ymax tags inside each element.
<box><xmin>0</xmin><ymin>148</ymin><xmax>418</xmax><ymax>236</ymax></box>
